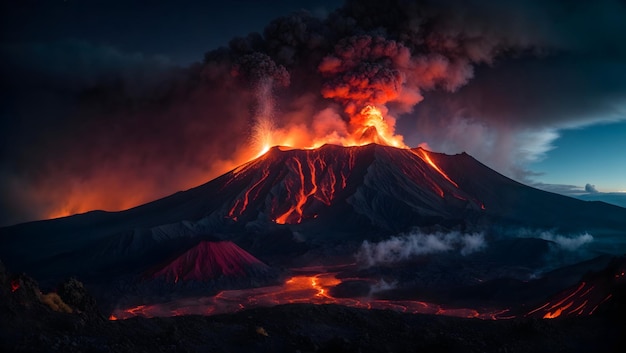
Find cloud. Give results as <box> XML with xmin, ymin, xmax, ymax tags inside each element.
<box><xmin>356</xmin><ymin>231</ymin><xmax>486</xmax><ymax>267</ymax></box>
<box><xmin>585</xmin><ymin>183</ymin><xmax>599</xmax><ymax>193</ymax></box>
<box><xmin>532</xmin><ymin>183</ymin><xmax>585</xmax><ymax>195</ymax></box>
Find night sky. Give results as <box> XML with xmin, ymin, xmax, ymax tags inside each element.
<box><xmin>1</xmin><ymin>0</ymin><xmax>625</xmax><ymax>226</ymax></box>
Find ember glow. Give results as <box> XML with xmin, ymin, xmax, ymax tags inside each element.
<box><xmin>10</xmin><ymin>280</ymin><xmax>20</xmax><ymax>292</ymax></box>
<box><xmin>110</xmin><ymin>267</ymin><xmax>510</xmax><ymax>320</ymax></box>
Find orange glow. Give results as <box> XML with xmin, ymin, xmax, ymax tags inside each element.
<box><xmin>411</xmin><ymin>149</ymin><xmax>458</xmax><ymax>188</ymax></box>
<box><xmin>110</xmin><ymin>267</ymin><xmax>510</xmax><ymax>321</ymax></box>
<box><xmin>275</xmin><ymin>158</ymin><xmax>317</xmax><ymax>224</ymax></box>
<box><xmin>248</xmin><ymin>104</ymin><xmax>407</xmax><ymax>157</ymax></box>
<box><xmin>526</xmin><ymin>280</ymin><xmax>617</xmax><ymax>319</ymax></box>
<box><xmin>42</xmin><ymin>101</ymin><xmax>422</xmax><ymax>221</ymax></box>
<box><xmin>226</xmin><ymin>148</ymin><xmax>355</xmax><ymax>224</ymax></box>
<box><xmin>228</xmin><ymin>169</ymin><xmax>270</xmax><ymax>221</ymax></box>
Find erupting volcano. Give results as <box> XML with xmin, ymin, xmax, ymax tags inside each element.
<box><xmin>3</xmin><ymin>139</ymin><xmax>626</xmax><ymax>323</ymax></box>
<box><xmin>2</xmin><ymin>77</ymin><xmax>626</xmax><ymax>348</ymax></box>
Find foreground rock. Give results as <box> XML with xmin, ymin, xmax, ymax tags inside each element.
<box><xmin>1</xmin><ymin>259</ymin><xmax>625</xmax><ymax>353</ymax></box>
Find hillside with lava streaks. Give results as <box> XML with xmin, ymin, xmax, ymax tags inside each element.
<box><xmin>526</xmin><ymin>256</ymin><xmax>626</xmax><ymax>319</ymax></box>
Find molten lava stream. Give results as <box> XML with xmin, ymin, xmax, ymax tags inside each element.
<box><xmin>110</xmin><ymin>270</ymin><xmax>510</xmax><ymax>321</ymax></box>
<box><xmin>410</xmin><ymin>149</ymin><xmax>458</xmax><ymax>188</ymax></box>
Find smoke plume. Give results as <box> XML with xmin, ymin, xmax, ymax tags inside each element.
<box><xmin>585</xmin><ymin>184</ymin><xmax>599</xmax><ymax>194</ymax></box>
<box><xmin>356</xmin><ymin>231</ymin><xmax>486</xmax><ymax>267</ymax></box>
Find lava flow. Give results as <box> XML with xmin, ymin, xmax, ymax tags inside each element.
<box><xmin>111</xmin><ymin>268</ymin><xmax>510</xmax><ymax>321</ymax></box>
<box><xmin>526</xmin><ymin>261</ymin><xmax>626</xmax><ymax>319</ymax></box>
<box><xmin>226</xmin><ymin>146</ymin><xmax>358</xmax><ymax>225</ymax></box>
<box><xmin>410</xmin><ymin>148</ymin><xmax>458</xmax><ymax>188</ymax></box>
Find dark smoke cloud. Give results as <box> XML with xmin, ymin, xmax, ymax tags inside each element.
<box><xmin>398</xmin><ymin>0</ymin><xmax>626</xmax><ymax>179</ymax></box>
<box><xmin>2</xmin><ymin>0</ymin><xmax>625</xmax><ymax>225</ymax></box>
<box><xmin>0</xmin><ymin>40</ymin><xmax>259</xmax><ymax>225</ymax></box>
<box><xmin>585</xmin><ymin>184</ymin><xmax>599</xmax><ymax>193</ymax></box>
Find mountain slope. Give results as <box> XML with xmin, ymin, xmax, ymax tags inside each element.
<box><xmin>2</xmin><ymin>144</ymin><xmax>626</xmax><ymax>280</ymax></box>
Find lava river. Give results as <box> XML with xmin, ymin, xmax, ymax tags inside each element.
<box><xmin>110</xmin><ymin>267</ymin><xmax>511</xmax><ymax>320</ymax></box>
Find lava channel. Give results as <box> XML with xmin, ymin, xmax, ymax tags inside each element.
<box><xmin>110</xmin><ymin>269</ymin><xmax>511</xmax><ymax>321</ymax></box>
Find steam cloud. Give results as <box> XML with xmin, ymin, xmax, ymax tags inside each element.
<box><xmin>513</xmin><ymin>228</ymin><xmax>594</xmax><ymax>251</ymax></box>
<box><xmin>538</xmin><ymin>232</ymin><xmax>594</xmax><ymax>251</ymax></box>
<box><xmin>2</xmin><ymin>0</ymin><xmax>626</xmax><ymax>225</ymax></box>
<box><xmin>356</xmin><ymin>231</ymin><xmax>486</xmax><ymax>267</ymax></box>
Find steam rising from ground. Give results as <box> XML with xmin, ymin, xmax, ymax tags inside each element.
<box><xmin>512</xmin><ymin>228</ymin><xmax>594</xmax><ymax>251</ymax></box>
<box><xmin>357</xmin><ymin>231</ymin><xmax>486</xmax><ymax>267</ymax></box>
<box><xmin>539</xmin><ymin>232</ymin><xmax>594</xmax><ymax>251</ymax></box>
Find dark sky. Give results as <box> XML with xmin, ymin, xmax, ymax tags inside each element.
<box><xmin>1</xmin><ymin>0</ymin><xmax>625</xmax><ymax>226</ymax></box>
<box><xmin>1</xmin><ymin>0</ymin><xmax>342</xmax><ymax>65</ymax></box>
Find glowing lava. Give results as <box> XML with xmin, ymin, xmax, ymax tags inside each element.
<box><xmin>352</xmin><ymin>105</ymin><xmax>406</xmax><ymax>148</ymax></box>
<box><xmin>410</xmin><ymin>148</ymin><xmax>458</xmax><ymax>188</ymax></box>
<box><xmin>226</xmin><ymin>147</ymin><xmax>357</xmax><ymax>225</ymax></box>
<box><xmin>111</xmin><ymin>268</ymin><xmax>510</xmax><ymax>321</ymax></box>
<box><xmin>527</xmin><ymin>264</ymin><xmax>625</xmax><ymax>319</ymax></box>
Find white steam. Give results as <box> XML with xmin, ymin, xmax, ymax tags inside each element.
<box><xmin>357</xmin><ymin>231</ymin><xmax>486</xmax><ymax>267</ymax></box>
<box><xmin>252</xmin><ymin>78</ymin><xmax>277</xmax><ymax>153</ymax></box>
<box><xmin>538</xmin><ymin>231</ymin><xmax>594</xmax><ymax>251</ymax></box>
<box><xmin>512</xmin><ymin>228</ymin><xmax>594</xmax><ymax>251</ymax></box>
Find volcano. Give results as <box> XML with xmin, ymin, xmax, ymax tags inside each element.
<box><xmin>151</xmin><ymin>240</ymin><xmax>271</xmax><ymax>283</ymax></box>
<box><xmin>1</xmin><ymin>144</ymin><xmax>626</xmax><ymax>322</ymax></box>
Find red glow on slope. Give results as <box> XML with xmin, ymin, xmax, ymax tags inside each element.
<box><xmin>152</xmin><ymin>241</ymin><xmax>269</xmax><ymax>282</ymax></box>
<box><xmin>111</xmin><ymin>268</ymin><xmax>510</xmax><ymax>321</ymax></box>
<box><xmin>10</xmin><ymin>280</ymin><xmax>20</xmax><ymax>292</ymax></box>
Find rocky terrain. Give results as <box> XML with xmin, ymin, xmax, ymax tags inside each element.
<box><xmin>2</xmin><ymin>259</ymin><xmax>624</xmax><ymax>353</ymax></box>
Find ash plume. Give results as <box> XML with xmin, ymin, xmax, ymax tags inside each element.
<box><xmin>2</xmin><ymin>0</ymin><xmax>626</xmax><ymax>225</ymax></box>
